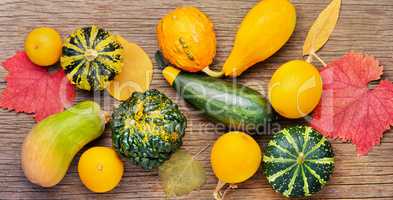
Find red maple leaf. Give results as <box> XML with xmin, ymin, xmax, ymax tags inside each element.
<box><xmin>0</xmin><ymin>52</ymin><xmax>75</xmax><ymax>121</ymax></box>
<box><xmin>310</xmin><ymin>52</ymin><xmax>393</xmax><ymax>155</ymax></box>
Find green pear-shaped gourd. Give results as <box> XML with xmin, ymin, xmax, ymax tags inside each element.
<box><xmin>21</xmin><ymin>101</ymin><xmax>107</xmax><ymax>187</ymax></box>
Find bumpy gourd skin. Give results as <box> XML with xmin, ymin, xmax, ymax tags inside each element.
<box><xmin>111</xmin><ymin>89</ymin><xmax>187</xmax><ymax>170</ymax></box>
<box><xmin>223</xmin><ymin>0</ymin><xmax>296</xmax><ymax>77</ymax></box>
<box><xmin>157</xmin><ymin>6</ymin><xmax>216</xmax><ymax>72</ymax></box>
<box><xmin>61</xmin><ymin>25</ymin><xmax>123</xmax><ymax>91</ymax></box>
<box><xmin>21</xmin><ymin>101</ymin><xmax>105</xmax><ymax>187</ymax></box>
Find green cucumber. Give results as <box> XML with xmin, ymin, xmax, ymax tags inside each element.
<box><xmin>162</xmin><ymin>66</ymin><xmax>272</xmax><ymax>130</ymax></box>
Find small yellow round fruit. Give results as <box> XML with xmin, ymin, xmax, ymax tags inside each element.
<box><xmin>78</xmin><ymin>147</ymin><xmax>124</xmax><ymax>193</ymax></box>
<box><xmin>268</xmin><ymin>60</ymin><xmax>322</xmax><ymax>119</ymax></box>
<box><xmin>24</xmin><ymin>27</ymin><xmax>62</xmax><ymax>66</ymax></box>
<box><xmin>211</xmin><ymin>132</ymin><xmax>262</xmax><ymax>184</ymax></box>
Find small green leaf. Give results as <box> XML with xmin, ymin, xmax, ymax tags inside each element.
<box><xmin>159</xmin><ymin>150</ymin><xmax>207</xmax><ymax>197</ymax></box>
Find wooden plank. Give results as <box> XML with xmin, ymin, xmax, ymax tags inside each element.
<box><xmin>0</xmin><ymin>0</ymin><xmax>392</xmax><ymax>199</ymax></box>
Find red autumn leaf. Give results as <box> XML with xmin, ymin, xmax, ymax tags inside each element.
<box><xmin>310</xmin><ymin>52</ymin><xmax>393</xmax><ymax>155</ymax></box>
<box><xmin>0</xmin><ymin>52</ymin><xmax>75</xmax><ymax>121</ymax></box>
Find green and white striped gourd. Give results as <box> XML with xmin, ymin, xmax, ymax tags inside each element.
<box><xmin>263</xmin><ymin>126</ymin><xmax>334</xmax><ymax>198</ymax></box>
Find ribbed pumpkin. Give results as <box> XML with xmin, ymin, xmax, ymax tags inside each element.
<box><xmin>111</xmin><ymin>89</ymin><xmax>186</xmax><ymax>170</ymax></box>
<box><xmin>61</xmin><ymin>25</ymin><xmax>123</xmax><ymax>91</ymax></box>
<box><xmin>157</xmin><ymin>7</ymin><xmax>221</xmax><ymax>77</ymax></box>
<box><xmin>263</xmin><ymin>126</ymin><xmax>334</xmax><ymax>198</ymax></box>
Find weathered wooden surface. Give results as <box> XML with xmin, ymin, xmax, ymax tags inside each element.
<box><xmin>0</xmin><ymin>0</ymin><xmax>392</xmax><ymax>199</ymax></box>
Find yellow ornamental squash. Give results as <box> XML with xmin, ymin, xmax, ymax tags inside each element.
<box><xmin>223</xmin><ymin>0</ymin><xmax>297</xmax><ymax>77</ymax></box>
<box><xmin>157</xmin><ymin>7</ymin><xmax>222</xmax><ymax>77</ymax></box>
<box><xmin>61</xmin><ymin>26</ymin><xmax>124</xmax><ymax>91</ymax></box>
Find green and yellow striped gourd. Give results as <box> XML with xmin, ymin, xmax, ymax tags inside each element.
<box><xmin>263</xmin><ymin>126</ymin><xmax>334</xmax><ymax>198</ymax></box>
<box><xmin>61</xmin><ymin>25</ymin><xmax>123</xmax><ymax>91</ymax></box>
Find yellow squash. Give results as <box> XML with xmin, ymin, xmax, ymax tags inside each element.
<box><xmin>223</xmin><ymin>0</ymin><xmax>297</xmax><ymax>77</ymax></box>
<box><xmin>157</xmin><ymin>6</ymin><xmax>222</xmax><ymax>77</ymax></box>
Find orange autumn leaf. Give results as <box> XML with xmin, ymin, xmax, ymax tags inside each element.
<box><xmin>303</xmin><ymin>0</ymin><xmax>341</xmax><ymax>56</ymax></box>
<box><xmin>107</xmin><ymin>36</ymin><xmax>153</xmax><ymax>101</ymax></box>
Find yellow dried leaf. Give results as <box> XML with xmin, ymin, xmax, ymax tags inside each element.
<box><xmin>107</xmin><ymin>36</ymin><xmax>153</xmax><ymax>101</ymax></box>
<box><xmin>303</xmin><ymin>0</ymin><xmax>341</xmax><ymax>56</ymax></box>
<box><xmin>159</xmin><ymin>150</ymin><xmax>206</xmax><ymax>197</ymax></box>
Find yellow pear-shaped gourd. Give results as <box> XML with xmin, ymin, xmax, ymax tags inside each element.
<box><xmin>223</xmin><ymin>0</ymin><xmax>297</xmax><ymax>77</ymax></box>
<box><xmin>157</xmin><ymin>7</ymin><xmax>222</xmax><ymax>77</ymax></box>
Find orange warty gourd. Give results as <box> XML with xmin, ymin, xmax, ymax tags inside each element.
<box><xmin>223</xmin><ymin>0</ymin><xmax>297</xmax><ymax>77</ymax></box>
<box><xmin>157</xmin><ymin>7</ymin><xmax>222</xmax><ymax>77</ymax></box>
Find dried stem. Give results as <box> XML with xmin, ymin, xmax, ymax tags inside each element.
<box><xmin>202</xmin><ymin>66</ymin><xmax>224</xmax><ymax>78</ymax></box>
<box><xmin>305</xmin><ymin>52</ymin><xmax>327</xmax><ymax>67</ymax></box>
<box><xmin>192</xmin><ymin>144</ymin><xmax>211</xmax><ymax>160</ymax></box>
<box><xmin>306</xmin><ymin>54</ymin><xmax>313</xmax><ymax>63</ymax></box>
<box><xmin>312</xmin><ymin>52</ymin><xmax>327</xmax><ymax>67</ymax></box>
<box><xmin>213</xmin><ymin>181</ymin><xmax>238</xmax><ymax>200</ymax></box>
<box><xmin>214</xmin><ymin>181</ymin><xmax>227</xmax><ymax>200</ymax></box>
<box><xmin>102</xmin><ymin>111</ymin><xmax>111</xmax><ymax>124</ymax></box>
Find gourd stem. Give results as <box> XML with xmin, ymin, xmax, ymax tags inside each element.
<box><xmin>85</xmin><ymin>49</ymin><xmax>98</xmax><ymax>61</ymax></box>
<box><xmin>311</xmin><ymin>52</ymin><xmax>327</xmax><ymax>67</ymax></box>
<box><xmin>307</xmin><ymin>52</ymin><xmax>327</xmax><ymax>67</ymax></box>
<box><xmin>192</xmin><ymin>144</ymin><xmax>210</xmax><ymax>160</ymax></box>
<box><xmin>202</xmin><ymin>66</ymin><xmax>224</xmax><ymax>78</ymax></box>
<box><xmin>213</xmin><ymin>181</ymin><xmax>237</xmax><ymax>200</ymax></box>
<box><xmin>214</xmin><ymin>181</ymin><xmax>227</xmax><ymax>200</ymax></box>
<box><xmin>102</xmin><ymin>111</ymin><xmax>111</xmax><ymax>124</ymax></box>
<box><xmin>306</xmin><ymin>55</ymin><xmax>313</xmax><ymax>63</ymax></box>
<box><xmin>297</xmin><ymin>152</ymin><xmax>305</xmax><ymax>165</ymax></box>
<box><xmin>155</xmin><ymin>51</ymin><xmax>224</xmax><ymax>78</ymax></box>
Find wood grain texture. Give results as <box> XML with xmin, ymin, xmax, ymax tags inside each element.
<box><xmin>0</xmin><ymin>0</ymin><xmax>392</xmax><ymax>199</ymax></box>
